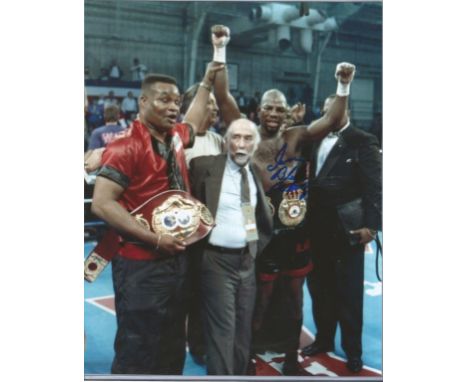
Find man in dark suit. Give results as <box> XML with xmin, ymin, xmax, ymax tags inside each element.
<box><xmin>189</xmin><ymin>118</ymin><xmax>273</xmax><ymax>375</ymax></box>
<box><xmin>302</xmin><ymin>95</ymin><xmax>382</xmax><ymax>373</ymax></box>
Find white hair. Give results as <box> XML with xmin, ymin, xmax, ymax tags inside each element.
<box><xmin>224</xmin><ymin>118</ymin><xmax>260</xmax><ymax>150</ymax></box>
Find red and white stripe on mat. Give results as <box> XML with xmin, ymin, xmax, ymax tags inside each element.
<box><xmin>253</xmin><ymin>351</ymin><xmax>381</xmax><ymax>377</ymax></box>
<box><xmin>252</xmin><ymin>327</ymin><xmax>381</xmax><ymax>377</ymax></box>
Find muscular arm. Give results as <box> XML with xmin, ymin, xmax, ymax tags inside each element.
<box><xmin>304</xmin><ymin>95</ymin><xmax>348</xmax><ymax>140</ymax></box>
<box><xmin>211</xmin><ymin>24</ymin><xmax>242</xmax><ymax>126</ymax></box>
<box><xmin>91</xmin><ymin>176</ymin><xmax>160</xmax><ymax>246</ymax></box>
<box><xmin>302</xmin><ymin>62</ymin><xmax>356</xmax><ymax>141</ymax></box>
<box><xmin>184</xmin><ymin>62</ymin><xmax>225</xmax><ymax>134</ymax></box>
<box><xmin>213</xmin><ymin>66</ymin><xmax>241</xmax><ymax>126</ymax></box>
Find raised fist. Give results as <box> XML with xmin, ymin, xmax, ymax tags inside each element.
<box><xmin>335</xmin><ymin>62</ymin><xmax>356</xmax><ymax>85</ymax></box>
<box><xmin>211</xmin><ymin>25</ymin><xmax>231</xmax><ymax>48</ymax></box>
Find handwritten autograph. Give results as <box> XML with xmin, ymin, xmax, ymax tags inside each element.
<box><xmin>266</xmin><ymin>143</ymin><xmax>307</xmax><ymax>196</ymax></box>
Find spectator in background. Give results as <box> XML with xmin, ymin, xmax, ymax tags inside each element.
<box><xmin>236</xmin><ymin>90</ymin><xmax>248</xmax><ymax>113</ymax></box>
<box><xmin>99</xmin><ymin>68</ymin><xmax>109</xmax><ymax>81</ymax></box>
<box><xmin>86</xmin><ymin>104</ymin><xmax>127</xmax><ymax>153</ymax></box>
<box><xmin>104</xmin><ymin>91</ymin><xmax>119</xmax><ymax>108</ymax></box>
<box><xmin>86</xmin><ymin>98</ymin><xmax>105</xmax><ymax>131</ymax></box>
<box><xmin>84</xmin><ymin>90</ymin><xmax>89</xmax><ymax>151</ymax></box>
<box><xmin>121</xmin><ymin>91</ymin><xmax>138</xmax><ymax>121</ymax></box>
<box><xmin>109</xmin><ymin>59</ymin><xmax>123</xmax><ymax>81</ymax></box>
<box><xmin>85</xmin><ymin>66</ymin><xmax>91</xmax><ymax>80</ymax></box>
<box><xmin>130</xmin><ymin>58</ymin><xmax>148</xmax><ymax>82</ymax></box>
<box><xmin>248</xmin><ymin>91</ymin><xmax>261</xmax><ymax>115</ymax></box>
<box><xmin>84</xmin><ymin>104</ymin><xmax>127</xmax><ymax>173</ymax></box>
<box><xmin>97</xmin><ymin>94</ymin><xmax>106</xmax><ymax>107</ymax></box>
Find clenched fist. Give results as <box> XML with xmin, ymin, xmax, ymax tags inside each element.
<box><xmin>211</xmin><ymin>25</ymin><xmax>231</xmax><ymax>48</ymax></box>
<box><xmin>335</xmin><ymin>62</ymin><xmax>356</xmax><ymax>85</ymax></box>
<box><xmin>211</xmin><ymin>25</ymin><xmax>231</xmax><ymax>63</ymax></box>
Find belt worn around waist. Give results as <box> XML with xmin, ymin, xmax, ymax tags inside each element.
<box><xmin>207</xmin><ymin>244</ymin><xmax>248</xmax><ymax>255</ymax></box>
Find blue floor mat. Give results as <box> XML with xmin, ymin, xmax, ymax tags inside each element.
<box><xmin>84</xmin><ymin>240</ymin><xmax>382</xmax><ymax>374</ymax></box>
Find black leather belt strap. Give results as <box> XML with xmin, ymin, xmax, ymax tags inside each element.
<box><xmin>207</xmin><ymin>244</ymin><xmax>248</xmax><ymax>255</ymax></box>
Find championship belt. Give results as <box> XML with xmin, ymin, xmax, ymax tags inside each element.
<box><xmin>278</xmin><ymin>189</ymin><xmax>307</xmax><ymax>227</ymax></box>
<box><xmin>84</xmin><ymin>190</ymin><xmax>215</xmax><ymax>282</ymax></box>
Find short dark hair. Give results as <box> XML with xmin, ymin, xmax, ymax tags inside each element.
<box><xmin>104</xmin><ymin>104</ymin><xmax>120</xmax><ymax>123</ymax></box>
<box><xmin>141</xmin><ymin>73</ymin><xmax>177</xmax><ymax>93</ymax></box>
<box><xmin>180</xmin><ymin>83</ymin><xmax>200</xmax><ymax>114</ymax></box>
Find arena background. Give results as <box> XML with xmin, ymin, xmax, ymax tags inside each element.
<box><xmin>84</xmin><ymin>0</ymin><xmax>382</xmax><ymax>380</ymax></box>
<box><xmin>84</xmin><ymin>0</ymin><xmax>382</xmax><ymax>132</ymax></box>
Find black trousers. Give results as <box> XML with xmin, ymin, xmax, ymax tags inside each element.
<box><xmin>186</xmin><ymin>251</ymin><xmax>205</xmax><ymax>356</ymax></box>
<box><xmin>110</xmin><ymin>253</ymin><xmax>188</xmax><ymax>375</ymax></box>
<box><xmin>200</xmin><ymin>247</ymin><xmax>256</xmax><ymax>375</ymax></box>
<box><xmin>306</xmin><ymin>235</ymin><xmax>365</xmax><ymax>359</ymax></box>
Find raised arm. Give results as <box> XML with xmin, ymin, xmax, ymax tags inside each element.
<box><xmin>211</xmin><ymin>25</ymin><xmax>241</xmax><ymax>126</ymax></box>
<box><xmin>304</xmin><ymin>62</ymin><xmax>356</xmax><ymax>140</ymax></box>
<box><xmin>183</xmin><ymin>61</ymin><xmax>225</xmax><ymax>134</ymax></box>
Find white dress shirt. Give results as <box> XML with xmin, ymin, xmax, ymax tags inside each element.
<box><xmin>208</xmin><ymin>156</ymin><xmax>258</xmax><ymax>248</ymax></box>
<box><xmin>316</xmin><ymin>120</ymin><xmax>350</xmax><ymax>176</ymax></box>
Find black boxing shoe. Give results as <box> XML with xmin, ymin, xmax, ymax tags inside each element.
<box><xmin>301</xmin><ymin>342</ymin><xmax>334</xmax><ymax>357</ymax></box>
<box><xmin>346</xmin><ymin>357</ymin><xmax>363</xmax><ymax>373</ymax></box>
<box><xmin>282</xmin><ymin>352</ymin><xmax>301</xmax><ymax>376</ymax></box>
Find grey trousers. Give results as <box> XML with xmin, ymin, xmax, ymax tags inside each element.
<box><xmin>200</xmin><ymin>247</ymin><xmax>256</xmax><ymax>375</ymax></box>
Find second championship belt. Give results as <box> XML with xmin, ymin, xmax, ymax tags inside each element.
<box><xmin>278</xmin><ymin>189</ymin><xmax>307</xmax><ymax>227</ymax></box>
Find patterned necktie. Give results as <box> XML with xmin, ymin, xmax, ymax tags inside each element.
<box><xmin>240</xmin><ymin>167</ymin><xmax>250</xmax><ymax>203</ymax></box>
<box><xmin>240</xmin><ymin>167</ymin><xmax>257</xmax><ymax>256</ymax></box>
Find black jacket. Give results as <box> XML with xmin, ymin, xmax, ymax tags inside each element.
<box><xmin>307</xmin><ymin>125</ymin><xmax>382</xmax><ymax>234</ymax></box>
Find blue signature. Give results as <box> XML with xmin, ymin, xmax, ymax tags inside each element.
<box><xmin>266</xmin><ymin>143</ymin><xmax>307</xmax><ymax>196</ymax></box>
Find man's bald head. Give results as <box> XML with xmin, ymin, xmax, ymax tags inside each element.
<box><xmin>258</xmin><ymin>89</ymin><xmax>288</xmax><ymax>136</ymax></box>
<box><xmin>260</xmin><ymin>89</ymin><xmax>287</xmax><ymax>107</ymax></box>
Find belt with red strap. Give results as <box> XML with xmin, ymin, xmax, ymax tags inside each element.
<box><xmin>84</xmin><ymin>190</ymin><xmax>215</xmax><ymax>282</ymax></box>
